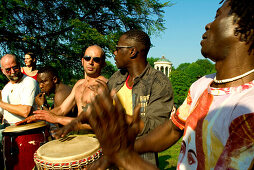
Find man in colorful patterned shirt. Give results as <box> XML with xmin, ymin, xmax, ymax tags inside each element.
<box><xmin>134</xmin><ymin>0</ymin><xmax>254</xmax><ymax>169</ymax></box>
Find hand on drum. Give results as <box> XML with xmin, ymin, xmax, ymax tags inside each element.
<box><xmin>86</xmin><ymin>80</ymin><xmax>142</xmax><ymax>166</ymax></box>
<box><xmin>53</xmin><ymin>79</ymin><xmax>108</xmax><ymax>139</ymax></box>
<box><xmin>15</xmin><ymin>110</ymin><xmax>58</xmax><ymax>126</ymax></box>
<box><xmin>52</xmin><ymin>118</ymin><xmax>83</xmax><ymax>139</ymax></box>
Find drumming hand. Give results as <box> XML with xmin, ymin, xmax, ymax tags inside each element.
<box><xmin>87</xmin><ymin>81</ymin><xmax>141</xmax><ymax>165</ymax></box>
<box><xmin>15</xmin><ymin>110</ymin><xmax>55</xmax><ymax>126</ymax></box>
<box><xmin>15</xmin><ymin>115</ymin><xmax>38</xmax><ymax>125</ymax></box>
<box><xmin>35</xmin><ymin>92</ymin><xmax>47</xmax><ymax>109</ymax></box>
<box><xmin>87</xmin><ymin>156</ymin><xmax>112</xmax><ymax>170</ymax></box>
<box><xmin>52</xmin><ymin>119</ymin><xmax>82</xmax><ymax>139</ymax></box>
<box><xmin>33</xmin><ymin>110</ymin><xmax>58</xmax><ymax>124</ymax></box>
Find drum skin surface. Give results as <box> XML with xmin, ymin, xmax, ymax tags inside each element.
<box><xmin>34</xmin><ymin>135</ymin><xmax>102</xmax><ymax>169</ymax></box>
<box><xmin>2</xmin><ymin>121</ymin><xmax>49</xmax><ymax>170</ymax></box>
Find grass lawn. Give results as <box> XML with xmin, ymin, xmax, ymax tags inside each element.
<box><xmin>158</xmin><ymin>138</ymin><xmax>182</xmax><ymax>170</ymax></box>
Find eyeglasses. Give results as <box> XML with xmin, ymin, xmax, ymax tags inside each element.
<box><xmin>83</xmin><ymin>56</ymin><xmax>101</xmax><ymax>63</ymax></box>
<box><xmin>115</xmin><ymin>45</ymin><xmax>134</xmax><ymax>51</ymax></box>
<box><xmin>5</xmin><ymin>65</ymin><xmax>20</xmax><ymax>73</ymax></box>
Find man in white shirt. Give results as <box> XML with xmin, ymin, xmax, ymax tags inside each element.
<box><xmin>0</xmin><ymin>54</ymin><xmax>39</xmax><ymax>124</ymax></box>
<box><xmin>0</xmin><ymin>54</ymin><xmax>40</xmax><ymax>168</ymax></box>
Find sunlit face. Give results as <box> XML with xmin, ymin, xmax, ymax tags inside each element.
<box><xmin>1</xmin><ymin>57</ymin><xmax>22</xmax><ymax>82</ymax></box>
<box><xmin>24</xmin><ymin>54</ymin><xmax>35</xmax><ymax>67</ymax></box>
<box><xmin>82</xmin><ymin>46</ymin><xmax>104</xmax><ymax>77</ymax></box>
<box><xmin>114</xmin><ymin>35</ymin><xmax>132</xmax><ymax>69</ymax></box>
<box><xmin>200</xmin><ymin>1</ymin><xmax>238</xmax><ymax>61</ymax></box>
<box><xmin>37</xmin><ymin>72</ymin><xmax>56</xmax><ymax>95</ymax></box>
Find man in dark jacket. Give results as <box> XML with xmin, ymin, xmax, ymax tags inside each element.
<box><xmin>107</xmin><ymin>30</ymin><xmax>174</xmax><ymax>165</ymax></box>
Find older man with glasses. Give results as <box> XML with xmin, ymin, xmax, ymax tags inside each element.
<box><xmin>17</xmin><ymin>45</ymin><xmax>107</xmax><ymax>129</ymax></box>
<box><xmin>0</xmin><ymin>54</ymin><xmax>40</xmax><ymax>164</ymax></box>
<box><xmin>0</xmin><ymin>54</ymin><xmax>40</xmax><ymax>125</ymax></box>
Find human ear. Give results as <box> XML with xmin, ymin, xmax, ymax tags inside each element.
<box><xmin>81</xmin><ymin>57</ymin><xmax>84</xmax><ymax>66</ymax></box>
<box><xmin>53</xmin><ymin>76</ymin><xmax>58</xmax><ymax>83</ymax></box>
<box><xmin>130</xmin><ymin>47</ymin><xmax>138</xmax><ymax>59</ymax></box>
<box><xmin>1</xmin><ymin>68</ymin><xmax>4</xmax><ymax>74</ymax></box>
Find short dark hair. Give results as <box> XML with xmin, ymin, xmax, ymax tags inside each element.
<box><xmin>221</xmin><ymin>0</ymin><xmax>254</xmax><ymax>52</ymax></box>
<box><xmin>123</xmin><ymin>30</ymin><xmax>151</xmax><ymax>54</ymax></box>
<box><xmin>38</xmin><ymin>66</ymin><xmax>59</xmax><ymax>78</ymax></box>
<box><xmin>25</xmin><ymin>52</ymin><xmax>36</xmax><ymax>59</ymax></box>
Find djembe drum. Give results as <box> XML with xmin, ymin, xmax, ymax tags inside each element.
<box><xmin>2</xmin><ymin>121</ymin><xmax>49</xmax><ymax>170</ymax></box>
<box><xmin>34</xmin><ymin>134</ymin><xmax>102</xmax><ymax>169</ymax></box>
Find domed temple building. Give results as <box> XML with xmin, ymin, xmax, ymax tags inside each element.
<box><xmin>154</xmin><ymin>56</ymin><xmax>172</xmax><ymax>77</ymax></box>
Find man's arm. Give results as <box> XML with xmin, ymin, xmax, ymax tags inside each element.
<box><xmin>135</xmin><ymin>119</ymin><xmax>183</xmax><ymax>153</ymax></box>
<box><xmin>32</xmin><ymin>109</ymin><xmax>91</xmax><ymax>128</ymax></box>
<box><xmin>71</xmin><ymin>80</ymin><xmax>157</xmax><ymax>170</ymax></box>
<box><xmin>50</xmin><ymin>80</ymin><xmax>83</xmax><ymax>116</ymax></box>
<box><xmin>0</xmin><ymin>78</ymin><xmax>38</xmax><ymax>118</ymax></box>
<box><xmin>138</xmin><ymin>72</ymin><xmax>174</xmax><ymax>136</ymax></box>
<box><xmin>0</xmin><ymin>101</ymin><xmax>32</xmax><ymax>118</ymax></box>
<box><xmin>54</xmin><ymin>84</ymin><xmax>72</xmax><ymax>107</ymax></box>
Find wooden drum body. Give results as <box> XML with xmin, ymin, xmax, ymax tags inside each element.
<box><xmin>34</xmin><ymin>135</ymin><xmax>102</xmax><ymax>169</ymax></box>
<box><xmin>2</xmin><ymin>121</ymin><xmax>49</xmax><ymax>170</ymax></box>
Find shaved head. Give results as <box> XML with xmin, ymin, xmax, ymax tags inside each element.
<box><xmin>1</xmin><ymin>54</ymin><xmax>19</xmax><ymax>67</ymax></box>
<box><xmin>1</xmin><ymin>54</ymin><xmax>22</xmax><ymax>82</ymax></box>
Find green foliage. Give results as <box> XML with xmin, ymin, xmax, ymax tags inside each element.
<box><xmin>0</xmin><ymin>73</ymin><xmax>8</xmax><ymax>89</ymax></box>
<box><xmin>147</xmin><ymin>57</ymin><xmax>160</xmax><ymax>68</ymax></box>
<box><xmin>170</xmin><ymin>59</ymin><xmax>215</xmax><ymax>107</ymax></box>
<box><xmin>0</xmin><ymin>0</ymin><xmax>172</xmax><ymax>82</ymax></box>
<box><xmin>158</xmin><ymin>137</ymin><xmax>182</xmax><ymax>169</ymax></box>
<box><xmin>101</xmin><ymin>61</ymin><xmax>117</xmax><ymax>79</ymax></box>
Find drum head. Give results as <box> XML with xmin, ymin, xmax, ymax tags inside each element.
<box><xmin>3</xmin><ymin>121</ymin><xmax>47</xmax><ymax>133</ymax></box>
<box><xmin>35</xmin><ymin>135</ymin><xmax>101</xmax><ymax>163</ymax></box>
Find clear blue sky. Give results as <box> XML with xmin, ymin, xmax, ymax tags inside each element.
<box><xmin>147</xmin><ymin>0</ymin><xmax>222</xmax><ymax>68</ymax></box>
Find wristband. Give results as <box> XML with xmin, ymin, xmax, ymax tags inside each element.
<box><xmin>40</xmin><ymin>104</ymin><xmax>48</xmax><ymax>110</ymax></box>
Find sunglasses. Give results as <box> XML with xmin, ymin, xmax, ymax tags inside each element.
<box><xmin>83</xmin><ymin>56</ymin><xmax>101</xmax><ymax>63</ymax></box>
<box><xmin>115</xmin><ymin>45</ymin><xmax>133</xmax><ymax>51</ymax></box>
<box><xmin>5</xmin><ymin>65</ymin><xmax>20</xmax><ymax>73</ymax></box>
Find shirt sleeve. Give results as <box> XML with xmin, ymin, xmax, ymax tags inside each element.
<box><xmin>20</xmin><ymin>77</ymin><xmax>39</xmax><ymax>106</ymax></box>
<box><xmin>138</xmin><ymin>74</ymin><xmax>174</xmax><ymax>136</ymax></box>
<box><xmin>171</xmin><ymin>90</ymin><xmax>192</xmax><ymax>130</ymax></box>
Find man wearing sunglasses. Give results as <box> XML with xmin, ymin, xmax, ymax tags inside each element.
<box><xmin>107</xmin><ymin>30</ymin><xmax>174</xmax><ymax>166</ymax></box>
<box><xmin>17</xmin><ymin>45</ymin><xmax>107</xmax><ymax>128</ymax></box>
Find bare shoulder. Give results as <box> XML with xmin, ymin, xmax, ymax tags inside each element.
<box><xmin>56</xmin><ymin>83</ymin><xmax>72</xmax><ymax>96</ymax></box>
<box><xmin>54</xmin><ymin>83</ymin><xmax>73</xmax><ymax>106</ymax></box>
<box><xmin>98</xmin><ymin>76</ymin><xmax>108</xmax><ymax>83</ymax></box>
<box><xmin>73</xmin><ymin>79</ymin><xmax>86</xmax><ymax>89</ymax></box>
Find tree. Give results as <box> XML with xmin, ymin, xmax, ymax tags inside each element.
<box><xmin>171</xmin><ymin>59</ymin><xmax>215</xmax><ymax>107</ymax></box>
<box><xmin>0</xmin><ymin>0</ymin><xmax>172</xmax><ymax>82</ymax></box>
<box><xmin>0</xmin><ymin>73</ymin><xmax>8</xmax><ymax>89</ymax></box>
<box><xmin>147</xmin><ymin>57</ymin><xmax>160</xmax><ymax>68</ymax></box>
<box><xmin>101</xmin><ymin>61</ymin><xmax>117</xmax><ymax>79</ymax></box>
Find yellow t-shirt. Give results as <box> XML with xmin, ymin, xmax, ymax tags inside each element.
<box><xmin>117</xmin><ymin>80</ymin><xmax>133</xmax><ymax>116</ymax></box>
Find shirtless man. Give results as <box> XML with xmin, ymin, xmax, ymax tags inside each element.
<box><xmin>35</xmin><ymin>66</ymin><xmax>77</xmax><ymax>117</ymax></box>
<box><xmin>16</xmin><ymin>45</ymin><xmax>107</xmax><ymax>127</ymax></box>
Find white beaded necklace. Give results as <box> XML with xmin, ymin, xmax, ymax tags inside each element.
<box><xmin>214</xmin><ymin>68</ymin><xmax>254</xmax><ymax>84</ymax></box>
